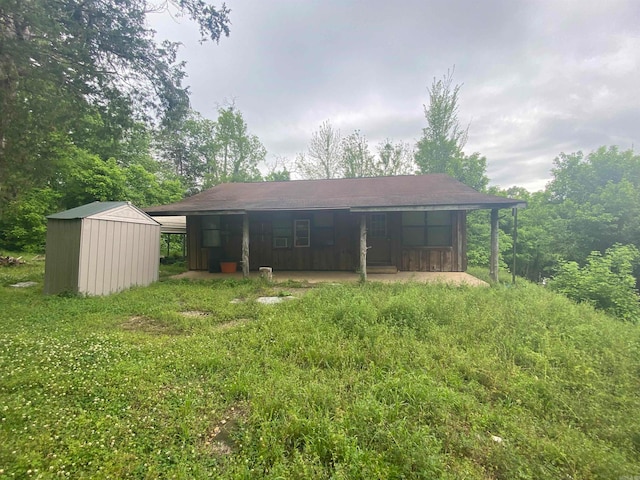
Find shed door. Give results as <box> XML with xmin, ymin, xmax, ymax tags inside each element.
<box><xmin>367</xmin><ymin>213</ymin><xmax>391</xmax><ymax>265</ymax></box>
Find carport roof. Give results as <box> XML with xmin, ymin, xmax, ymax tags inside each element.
<box><xmin>145</xmin><ymin>174</ymin><xmax>526</xmax><ymax>215</ymax></box>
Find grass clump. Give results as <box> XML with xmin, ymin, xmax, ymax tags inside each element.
<box><xmin>0</xmin><ymin>262</ymin><xmax>639</xmax><ymax>478</ymax></box>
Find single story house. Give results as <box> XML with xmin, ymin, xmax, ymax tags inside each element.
<box><xmin>145</xmin><ymin>174</ymin><xmax>525</xmax><ymax>280</ymax></box>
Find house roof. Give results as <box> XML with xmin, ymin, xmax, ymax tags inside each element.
<box><xmin>48</xmin><ymin>201</ymin><xmax>160</xmax><ymax>225</ymax></box>
<box><xmin>145</xmin><ymin>174</ymin><xmax>526</xmax><ymax>216</ymax></box>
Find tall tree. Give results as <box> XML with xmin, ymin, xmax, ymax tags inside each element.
<box><xmin>205</xmin><ymin>105</ymin><xmax>265</xmax><ymax>187</ymax></box>
<box><xmin>156</xmin><ymin>110</ymin><xmax>216</xmax><ymax>194</ymax></box>
<box><xmin>0</xmin><ymin>0</ymin><xmax>230</xmax><ymax>208</ymax></box>
<box><xmin>156</xmin><ymin>106</ymin><xmax>266</xmax><ymax>192</ymax></box>
<box><xmin>340</xmin><ymin>130</ymin><xmax>375</xmax><ymax>178</ymax></box>
<box><xmin>295</xmin><ymin>120</ymin><xmax>342</xmax><ymax>179</ymax></box>
<box><xmin>546</xmin><ymin>146</ymin><xmax>640</xmax><ymax>264</ymax></box>
<box><xmin>264</xmin><ymin>156</ymin><xmax>291</xmax><ymax>182</ymax></box>
<box><xmin>375</xmin><ymin>140</ymin><xmax>414</xmax><ymax>176</ymax></box>
<box><xmin>415</xmin><ymin>69</ymin><xmax>488</xmax><ymax>191</ymax></box>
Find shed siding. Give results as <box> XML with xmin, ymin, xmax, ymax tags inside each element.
<box><xmin>46</xmin><ymin>202</ymin><xmax>160</xmax><ymax>296</ymax></box>
<box><xmin>44</xmin><ymin>219</ymin><xmax>82</xmax><ymax>294</ymax></box>
<box><xmin>77</xmin><ymin>218</ymin><xmax>160</xmax><ymax>295</ymax></box>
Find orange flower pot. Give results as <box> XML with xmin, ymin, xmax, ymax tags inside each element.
<box><xmin>220</xmin><ymin>261</ymin><xmax>237</xmax><ymax>273</ymax></box>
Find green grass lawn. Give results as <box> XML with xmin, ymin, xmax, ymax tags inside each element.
<box><xmin>1</xmin><ymin>259</ymin><xmax>639</xmax><ymax>479</ymax></box>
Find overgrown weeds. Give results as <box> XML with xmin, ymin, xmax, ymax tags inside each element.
<box><xmin>0</xmin><ymin>264</ymin><xmax>638</xmax><ymax>478</ymax></box>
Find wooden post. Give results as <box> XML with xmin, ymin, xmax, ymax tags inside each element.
<box><xmin>512</xmin><ymin>207</ymin><xmax>518</xmax><ymax>285</ymax></box>
<box><xmin>242</xmin><ymin>214</ymin><xmax>249</xmax><ymax>278</ymax></box>
<box><xmin>490</xmin><ymin>208</ymin><xmax>499</xmax><ymax>283</ymax></box>
<box><xmin>359</xmin><ymin>214</ymin><xmax>367</xmax><ymax>282</ymax></box>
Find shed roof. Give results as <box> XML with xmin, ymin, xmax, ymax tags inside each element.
<box><xmin>146</xmin><ymin>174</ymin><xmax>526</xmax><ymax>216</ymax></box>
<box><xmin>48</xmin><ymin>201</ymin><xmax>129</xmax><ymax>219</ymax></box>
<box><xmin>48</xmin><ymin>201</ymin><xmax>160</xmax><ymax>225</ymax></box>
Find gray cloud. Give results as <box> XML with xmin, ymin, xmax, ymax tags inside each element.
<box><xmin>151</xmin><ymin>0</ymin><xmax>640</xmax><ymax>191</ymax></box>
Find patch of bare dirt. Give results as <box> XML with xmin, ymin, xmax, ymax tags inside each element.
<box><xmin>121</xmin><ymin>316</ymin><xmax>181</xmax><ymax>335</ymax></box>
<box><xmin>205</xmin><ymin>403</ymin><xmax>249</xmax><ymax>456</ymax></box>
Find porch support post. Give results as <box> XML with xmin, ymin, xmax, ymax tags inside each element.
<box><xmin>512</xmin><ymin>207</ymin><xmax>518</xmax><ymax>285</ymax></box>
<box><xmin>490</xmin><ymin>208</ymin><xmax>499</xmax><ymax>283</ymax></box>
<box><xmin>242</xmin><ymin>214</ymin><xmax>249</xmax><ymax>279</ymax></box>
<box><xmin>359</xmin><ymin>214</ymin><xmax>367</xmax><ymax>282</ymax></box>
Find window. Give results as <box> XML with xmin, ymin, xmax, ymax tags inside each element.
<box><xmin>313</xmin><ymin>212</ymin><xmax>334</xmax><ymax>246</ymax></box>
<box><xmin>202</xmin><ymin>215</ymin><xmax>222</xmax><ymax>247</ymax></box>
<box><xmin>426</xmin><ymin>211</ymin><xmax>453</xmax><ymax>246</ymax></box>
<box><xmin>367</xmin><ymin>213</ymin><xmax>387</xmax><ymax>239</ymax></box>
<box><xmin>294</xmin><ymin>219</ymin><xmax>310</xmax><ymax>247</ymax></box>
<box><xmin>402</xmin><ymin>211</ymin><xmax>452</xmax><ymax>247</ymax></box>
<box><xmin>272</xmin><ymin>215</ymin><xmax>292</xmax><ymax>248</ymax></box>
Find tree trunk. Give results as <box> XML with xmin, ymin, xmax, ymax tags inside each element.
<box><xmin>242</xmin><ymin>214</ymin><xmax>249</xmax><ymax>278</ymax></box>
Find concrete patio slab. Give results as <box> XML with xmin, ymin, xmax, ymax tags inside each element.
<box><xmin>172</xmin><ymin>270</ymin><xmax>488</xmax><ymax>287</ymax></box>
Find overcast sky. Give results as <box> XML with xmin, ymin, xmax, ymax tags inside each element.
<box><xmin>151</xmin><ymin>0</ymin><xmax>639</xmax><ymax>191</ymax></box>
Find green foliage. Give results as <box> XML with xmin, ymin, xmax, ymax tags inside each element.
<box><xmin>62</xmin><ymin>152</ymin><xmax>127</xmax><ymax>206</ymax></box>
<box><xmin>501</xmin><ymin>146</ymin><xmax>640</xmax><ymax>290</ymax></box>
<box><xmin>340</xmin><ymin>130</ymin><xmax>376</xmax><ymax>178</ymax></box>
<box><xmin>466</xmin><ymin>208</ymin><xmax>513</xmax><ymax>271</ymax></box>
<box><xmin>0</xmin><ymin>0</ymin><xmax>230</xmax><ymax>211</ymax></box>
<box><xmin>0</xmin><ymin>270</ymin><xmax>639</xmax><ymax>478</ymax></box>
<box><xmin>264</xmin><ymin>168</ymin><xmax>291</xmax><ymax>182</ymax></box>
<box><xmin>0</xmin><ymin>139</ymin><xmax>185</xmax><ymax>251</ymax></box>
<box><xmin>123</xmin><ymin>164</ymin><xmax>183</xmax><ymax>207</ymax></box>
<box><xmin>0</xmin><ymin>188</ymin><xmax>60</xmax><ymax>252</ymax></box>
<box><xmin>414</xmin><ymin>69</ymin><xmax>489</xmax><ymax>191</ymax></box>
<box><xmin>340</xmin><ymin>133</ymin><xmax>415</xmax><ymax>178</ymax></box>
<box><xmin>547</xmin><ymin>146</ymin><xmax>640</xmax><ymax>264</ymax></box>
<box><xmin>156</xmin><ymin>106</ymin><xmax>265</xmax><ymax>193</ymax></box>
<box><xmin>295</xmin><ymin>120</ymin><xmax>343</xmax><ymax>179</ymax></box>
<box><xmin>296</xmin><ymin>124</ymin><xmax>414</xmax><ymax>180</ymax></box>
<box><xmin>205</xmin><ymin>105</ymin><xmax>265</xmax><ymax>186</ymax></box>
<box><xmin>375</xmin><ymin>140</ymin><xmax>414</xmax><ymax>176</ymax></box>
<box><xmin>549</xmin><ymin>244</ymin><xmax>640</xmax><ymax>322</ymax></box>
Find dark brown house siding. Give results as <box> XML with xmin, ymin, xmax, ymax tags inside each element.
<box><xmin>186</xmin><ymin>210</ymin><xmax>467</xmax><ymax>272</ymax></box>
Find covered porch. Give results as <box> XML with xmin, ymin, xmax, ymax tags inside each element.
<box><xmin>145</xmin><ymin>175</ymin><xmax>526</xmax><ymax>283</ymax></box>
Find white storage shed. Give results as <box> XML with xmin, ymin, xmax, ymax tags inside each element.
<box><xmin>44</xmin><ymin>201</ymin><xmax>161</xmax><ymax>296</ymax></box>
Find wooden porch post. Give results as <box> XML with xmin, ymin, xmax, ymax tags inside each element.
<box><xmin>490</xmin><ymin>208</ymin><xmax>499</xmax><ymax>283</ymax></box>
<box><xmin>512</xmin><ymin>207</ymin><xmax>518</xmax><ymax>285</ymax></box>
<box><xmin>242</xmin><ymin>214</ymin><xmax>249</xmax><ymax>278</ymax></box>
<box><xmin>359</xmin><ymin>214</ymin><xmax>367</xmax><ymax>282</ymax></box>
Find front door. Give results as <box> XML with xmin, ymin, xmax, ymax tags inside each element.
<box><xmin>367</xmin><ymin>213</ymin><xmax>391</xmax><ymax>265</ymax></box>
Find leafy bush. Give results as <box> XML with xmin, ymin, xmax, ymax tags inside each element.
<box><xmin>0</xmin><ymin>188</ymin><xmax>61</xmax><ymax>252</ymax></box>
<box><xmin>549</xmin><ymin>244</ymin><xmax>640</xmax><ymax>322</ymax></box>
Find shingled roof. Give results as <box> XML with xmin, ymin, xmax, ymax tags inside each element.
<box><xmin>146</xmin><ymin>174</ymin><xmax>525</xmax><ymax>215</ymax></box>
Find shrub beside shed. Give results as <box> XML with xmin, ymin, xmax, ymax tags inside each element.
<box><xmin>44</xmin><ymin>202</ymin><xmax>161</xmax><ymax>296</ymax></box>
